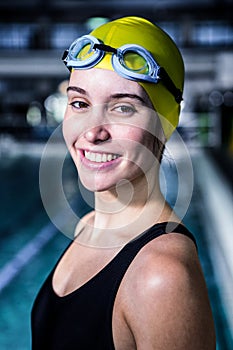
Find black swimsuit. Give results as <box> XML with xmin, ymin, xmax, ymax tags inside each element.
<box><xmin>31</xmin><ymin>222</ymin><xmax>196</xmax><ymax>350</ymax></box>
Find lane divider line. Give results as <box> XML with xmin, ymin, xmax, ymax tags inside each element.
<box><xmin>0</xmin><ymin>223</ymin><xmax>57</xmax><ymax>293</ymax></box>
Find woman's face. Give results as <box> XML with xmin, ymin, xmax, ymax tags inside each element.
<box><xmin>63</xmin><ymin>68</ymin><xmax>164</xmax><ymax>192</ymax></box>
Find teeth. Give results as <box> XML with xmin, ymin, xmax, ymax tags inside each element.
<box><xmin>84</xmin><ymin>151</ymin><xmax>119</xmax><ymax>163</ymax></box>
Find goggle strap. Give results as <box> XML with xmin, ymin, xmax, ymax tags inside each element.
<box><xmin>93</xmin><ymin>43</ymin><xmax>118</xmax><ymax>55</ymax></box>
<box><xmin>62</xmin><ymin>50</ymin><xmax>72</xmax><ymax>72</ymax></box>
<box><xmin>62</xmin><ymin>50</ymin><xmax>68</xmax><ymax>63</ymax></box>
<box><xmin>159</xmin><ymin>67</ymin><xmax>183</xmax><ymax>103</ymax></box>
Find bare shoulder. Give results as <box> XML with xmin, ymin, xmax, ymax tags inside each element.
<box><xmin>119</xmin><ymin>233</ymin><xmax>216</xmax><ymax>349</ymax></box>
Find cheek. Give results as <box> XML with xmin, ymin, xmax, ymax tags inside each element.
<box><xmin>62</xmin><ymin>110</ymin><xmax>83</xmax><ymax>148</ymax></box>
<box><xmin>122</xmin><ymin>125</ymin><xmax>163</xmax><ymax>173</ymax></box>
<box><xmin>62</xmin><ymin>107</ymin><xmax>72</xmax><ymax>144</ymax></box>
<box><xmin>121</xmin><ymin>126</ymin><xmax>155</xmax><ymax>153</ymax></box>
<box><xmin>62</xmin><ymin>116</ymin><xmax>75</xmax><ymax>147</ymax></box>
<box><xmin>122</xmin><ymin>116</ymin><xmax>164</xmax><ymax>160</ymax></box>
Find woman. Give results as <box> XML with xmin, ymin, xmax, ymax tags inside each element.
<box><xmin>31</xmin><ymin>16</ymin><xmax>216</xmax><ymax>349</ymax></box>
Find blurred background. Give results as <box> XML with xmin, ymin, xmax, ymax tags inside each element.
<box><xmin>0</xmin><ymin>0</ymin><xmax>232</xmax><ymax>349</ymax></box>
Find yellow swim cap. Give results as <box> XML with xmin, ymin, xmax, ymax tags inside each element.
<box><xmin>89</xmin><ymin>16</ymin><xmax>184</xmax><ymax>139</ymax></box>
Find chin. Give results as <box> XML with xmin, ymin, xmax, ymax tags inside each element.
<box><xmin>78</xmin><ymin>175</ymin><xmax>114</xmax><ymax>193</ymax></box>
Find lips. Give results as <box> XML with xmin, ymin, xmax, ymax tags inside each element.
<box><xmin>84</xmin><ymin>150</ymin><xmax>120</xmax><ymax>163</ymax></box>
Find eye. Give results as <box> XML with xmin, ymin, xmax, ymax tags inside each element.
<box><xmin>113</xmin><ymin>104</ymin><xmax>136</xmax><ymax>115</ymax></box>
<box><xmin>69</xmin><ymin>100</ymin><xmax>89</xmax><ymax>110</ymax></box>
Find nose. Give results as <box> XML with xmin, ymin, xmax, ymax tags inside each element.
<box><xmin>83</xmin><ymin>105</ymin><xmax>111</xmax><ymax>144</ymax></box>
<box><xmin>84</xmin><ymin>125</ymin><xmax>111</xmax><ymax>144</ymax></box>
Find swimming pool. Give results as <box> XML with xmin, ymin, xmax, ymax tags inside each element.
<box><xmin>0</xmin><ymin>141</ymin><xmax>232</xmax><ymax>349</ymax></box>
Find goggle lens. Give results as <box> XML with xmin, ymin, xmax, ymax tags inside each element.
<box><xmin>76</xmin><ymin>43</ymin><xmax>95</xmax><ymax>61</ymax></box>
<box><xmin>121</xmin><ymin>51</ymin><xmax>149</xmax><ymax>75</ymax></box>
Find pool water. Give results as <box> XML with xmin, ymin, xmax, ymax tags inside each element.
<box><xmin>0</xmin><ymin>150</ymin><xmax>232</xmax><ymax>349</ymax></box>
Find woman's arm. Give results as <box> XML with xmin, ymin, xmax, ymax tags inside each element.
<box><xmin>122</xmin><ymin>234</ymin><xmax>216</xmax><ymax>349</ymax></box>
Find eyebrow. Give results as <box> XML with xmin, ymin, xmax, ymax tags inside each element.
<box><xmin>66</xmin><ymin>87</ymin><xmax>147</xmax><ymax>105</ymax></box>
<box><xmin>66</xmin><ymin>86</ymin><xmax>87</xmax><ymax>95</ymax></box>
<box><xmin>110</xmin><ymin>93</ymin><xmax>146</xmax><ymax>105</ymax></box>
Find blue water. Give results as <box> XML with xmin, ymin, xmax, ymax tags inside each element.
<box><xmin>0</xmin><ymin>151</ymin><xmax>232</xmax><ymax>349</ymax></box>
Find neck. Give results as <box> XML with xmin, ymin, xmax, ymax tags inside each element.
<box><xmin>78</xmin><ymin>165</ymin><xmax>180</xmax><ymax>247</ymax></box>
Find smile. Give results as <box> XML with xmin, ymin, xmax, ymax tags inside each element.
<box><xmin>84</xmin><ymin>151</ymin><xmax>120</xmax><ymax>163</ymax></box>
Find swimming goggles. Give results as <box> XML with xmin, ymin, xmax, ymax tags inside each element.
<box><xmin>62</xmin><ymin>34</ymin><xmax>183</xmax><ymax>103</ymax></box>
